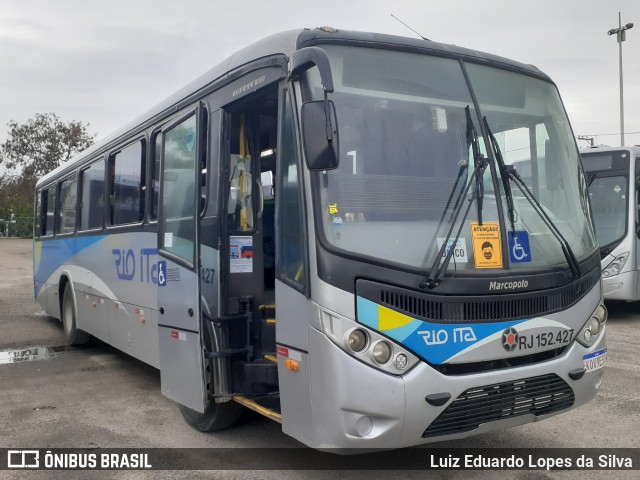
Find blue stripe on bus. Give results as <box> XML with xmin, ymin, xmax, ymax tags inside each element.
<box><xmin>35</xmin><ymin>235</ymin><xmax>107</xmax><ymax>285</ymax></box>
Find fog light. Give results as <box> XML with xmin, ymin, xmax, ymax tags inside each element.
<box><xmin>395</xmin><ymin>353</ymin><xmax>408</xmax><ymax>370</ymax></box>
<box><xmin>347</xmin><ymin>329</ymin><xmax>367</xmax><ymax>353</ymax></box>
<box><xmin>372</xmin><ymin>341</ymin><xmax>392</xmax><ymax>364</ymax></box>
<box><xmin>584</xmin><ymin>329</ymin><xmax>593</xmax><ymax>342</ymax></box>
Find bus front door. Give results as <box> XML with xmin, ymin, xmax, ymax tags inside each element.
<box><xmin>156</xmin><ymin>107</ymin><xmax>206</xmax><ymax>412</ymax></box>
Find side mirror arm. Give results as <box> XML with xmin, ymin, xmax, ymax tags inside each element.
<box><xmin>290</xmin><ymin>47</ymin><xmax>334</xmax><ymax>93</ymax></box>
<box><xmin>290</xmin><ymin>47</ymin><xmax>335</xmax><ymax>141</ymax></box>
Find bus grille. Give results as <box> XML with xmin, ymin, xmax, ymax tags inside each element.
<box><xmin>422</xmin><ymin>374</ymin><xmax>574</xmax><ymax>438</ymax></box>
<box><xmin>357</xmin><ymin>267</ymin><xmax>599</xmax><ymax>323</ymax></box>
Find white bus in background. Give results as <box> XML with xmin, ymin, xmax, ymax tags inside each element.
<box><xmin>582</xmin><ymin>145</ymin><xmax>640</xmax><ymax>301</ymax></box>
<box><xmin>33</xmin><ymin>27</ymin><xmax>607</xmax><ymax>451</ymax></box>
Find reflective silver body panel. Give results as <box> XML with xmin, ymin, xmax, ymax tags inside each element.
<box><xmin>34</xmin><ymin>232</ymin><xmax>162</xmax><ymax>368</ymax></box>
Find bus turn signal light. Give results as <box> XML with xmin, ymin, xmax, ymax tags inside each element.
<box><xmin>286</xmin><ymin>359</ymin><xmax>299</xmax><ymax>371</ymax></box>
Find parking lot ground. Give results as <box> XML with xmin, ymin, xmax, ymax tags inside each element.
<box><xmin>1</xmin><ymin>238</ymin><xmax>638</xmax><ymax>479</ymax></box>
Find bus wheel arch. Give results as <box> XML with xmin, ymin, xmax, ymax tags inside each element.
<box><xmin>60</xmin><ymin>276</ymin><xmax>91</xmax><ymax>346</ymax></box>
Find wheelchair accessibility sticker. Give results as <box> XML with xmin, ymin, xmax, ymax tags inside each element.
<box><xmin>508</xmin><ymin>231</ymin><xmax>532</xmax><ymax>263</ymax></box>
<box><xmin>157</xmin><ymin>261</ymin><xmax>167</xmax><ymax>286</ymax></box>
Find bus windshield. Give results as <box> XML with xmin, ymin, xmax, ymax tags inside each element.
<box><xmin>305</xmin><ymin>45</ymin><xmax>597</xmax><ymax>273</ymax></box>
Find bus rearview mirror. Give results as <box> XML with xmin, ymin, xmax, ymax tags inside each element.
<box><xmin>301</xmin><ymin>100</ymin><xmax>339</xmax><ymax>171</ymax></box>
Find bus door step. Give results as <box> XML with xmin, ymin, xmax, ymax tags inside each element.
<box><xmin>233</xmin><ymin>395</ymin><xmax>281</xmax><ymax>423</ymax></box>
<box><xmin>235</xmin><ymin>359</ymin><xmax>278</xmax><ymax>394</ymax></box>
<box><xmin>259</xmin><ymin>304</ymin><xmax>276</xmax><ymax>353</ymax></box>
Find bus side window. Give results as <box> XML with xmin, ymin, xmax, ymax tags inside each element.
<box><xmin>277</xmin><ymin>92</ymin><xmax>306</xmax><ymax>288</ymax></box>
<box><xmin>160</xmin><ymin>113</ymin><xmax>197</xmax><ymax>264</ymax></box>
<box><xmin>43</xmin><ymin>187</ymin><xmax>56</xmax><ymax>236</ymax></box>
<box><xmin>150</xmin><ymin>131</ymin><xmax>161</xmax><ymax>221</ymax></box>
<box><xmin>79</xmin><ymin>159</ymin><xmax>106</xmax><ymax>231</ymax></box>
<box><xmin>57</xmin><ymin>176</ymin><xmax>77</xmax><ymax>234</ymax></box>
<box><xmin>34</xmin><ymin>190</ymin><xmax>43</xmax><ymax>237</ymax></box>
<box><xmin>110</xmin><ymin>140</ymin><xmax>145</xmax><ymax>225</ymax></box>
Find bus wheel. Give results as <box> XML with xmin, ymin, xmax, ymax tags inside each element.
<box><xmin>179</xmin><ymin>400</ymin><xmax>244</xmax><ymax>432</ymax></box>
<box><xmin>62</xmin><ymin>285</ymin><xmax>91</xmax><ymax>346</ymax></box>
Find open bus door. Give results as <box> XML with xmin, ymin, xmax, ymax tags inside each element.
<box><xmin>156</xmin><ymin>106</ymin><xmax>207</xmax><ymax>412</ymax></box>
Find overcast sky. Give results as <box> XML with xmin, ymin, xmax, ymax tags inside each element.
<box><xmin>1</xmin><ymin>0</ymin><xmax>639</xmax><ymax>151</ymax></box>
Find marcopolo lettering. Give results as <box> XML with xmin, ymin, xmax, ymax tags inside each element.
<box><xmin>489</xmin><ymin>279</ymin><xmax>528</xmax><ymax>291</ymax></box>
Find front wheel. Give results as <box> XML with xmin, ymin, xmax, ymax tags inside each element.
<box><xmin>62</xmin><ymin>285</ymin><xmax>91</xmax><ymax>346</ymax></box>
<box><xmin>179</xmin><ymin>400</ymin><xmax>244</xmax><ymax>432</ymax></box>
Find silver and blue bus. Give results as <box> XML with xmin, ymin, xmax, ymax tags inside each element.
<box><xmin>582</xmin><ymin>145</ymin><xmax>640</xmax><ymax>301</ymax></box>
<box><xmin>34</xmin><ymin>27</ymin><xmax>607</xmax><ymax>450</ymax></box>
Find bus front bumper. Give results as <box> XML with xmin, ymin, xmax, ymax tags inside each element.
<box><xmin>304</xmin><ymin>325</ymin><xmax>606</xmax><ymax>451</ymax></box>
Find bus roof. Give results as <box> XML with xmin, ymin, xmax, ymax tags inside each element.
<box><xmin>37</xmin><ymin>27</ymin><xmax>549</xmax><ymax>187</ymax></box>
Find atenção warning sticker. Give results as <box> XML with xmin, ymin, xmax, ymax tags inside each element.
<box><xmin>470</xmin><ymin>222</ymin><xmax>503</xmax><ymax>269</ymax></box>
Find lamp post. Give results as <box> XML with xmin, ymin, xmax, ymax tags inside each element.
<box><xmin>608</xmin><ymin>12</ymin><xmax>634</xmax><ymax>146</ymax></box>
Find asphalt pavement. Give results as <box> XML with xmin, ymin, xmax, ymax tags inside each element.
<box><xmin>0</xmin><ymin>238</ymin><xmax>638</xmax><ymax>479</ymax></box>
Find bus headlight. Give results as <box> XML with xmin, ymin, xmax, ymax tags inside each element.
<box><xmin>372</xmin><ymin>341</ymin><xmax>392</xmax><ymax>364</ymax></box>
<box><xmin>347</xmin><ymin>329</ymin><xmax>368</xmax><ymax>353</ymax></box>
<box><xmin>602</xmin><ymin>252</ymin><xmax>629</xmax><ymax>278</ymax></box>
<box><xmin>320</xmin><ymin>307</ymin><xmax>419</xmax><ymax>375</ymax></box>
<box><xmin>577</xmin><ymin>302</ymin><xmax>607</xmax><ymax>347</ymax></box>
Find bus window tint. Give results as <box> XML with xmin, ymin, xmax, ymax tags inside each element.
<box><xmin>161</xmin><ymin>115</ymin><xmax>197</xmax><ymax>264</ymax></box>
<box><xmin>58</xmin><ymin>176</ymin><xmax>77</xmax><ymax>234</ymax></box>
<box><xmin>589</xmin><ymin>175</ymin><xmax>628</xmax><ymax>247</ymax></box>
<box><xmin>80</xmin><ymin>160</ymin><xmax>105</xmax><ymax>230</ymax></box>
<box><xmin>44</xmin><ymin>187</ymin><xmax>56</xmax><ymax>236</ymax></box>
<box><xmin>110</xmin><ymin>141</ymin><xmax>144</xmax><ymax>225</ymax></box>
<box><xmin>278</xmin><ymin>94</ymin><xmax>306</xmax><ymax>286</ymax></box>
<box><xmin>150</xmin><ymin>132</ymin><xmax>161</xmax><ymax>220</ymax></box>
<box><xmin>34</xmin><ymin>190</ymin><xmax>43</xmax><ymax>237</ymax></box>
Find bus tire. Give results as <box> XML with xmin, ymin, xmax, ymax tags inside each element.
<box><xmin>179</xmin><ymin>400</ymin><xmax>244</xmax><ymax>432</ymax></box>
<box><xmin>62</xmin><ymin>285</ymin><xmax>91</xmax><ymax>346</ymax></box>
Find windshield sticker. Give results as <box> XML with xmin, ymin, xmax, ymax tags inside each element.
<box><xmin>328</xmin><ymin>203</ymin><xmax>339</xmax><ymax>215</ymax></box>
<box><xmin>436</xmin><ymin>237</ymin><xmax>468</xmax><ymax>263</ymax></box>
<box><xmin>470</xmin><ymin>222</ymin><xmax>503</xmax><ymax>268</ymax></box>
<box><xmin>508</xmin><ymin>231</ymin><xmax>532</xmax><ymax>263</ymax></box>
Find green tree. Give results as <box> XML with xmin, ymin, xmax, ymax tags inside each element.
<box><xmin>0</xmin><ymin>113</ymin><xmax>96</xmax><ymax>236</ymax></box>
<box><xmin>0</xmin><ymin>175</ymin><xmax>36</xmax><ymax>236</ymax></box>
<box><xmin>0</xmin><ymin>113</ymin><xmax>96</xmax><ymax>179</ymax></box>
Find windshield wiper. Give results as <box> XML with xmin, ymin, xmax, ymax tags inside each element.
<box><xmin>483</xmin><ymin>118</ymin><xmax>517</xmax><ymax>234</ymax></box>
<box><xmin>433</xmin><ymin>107</ymin><xmax>473</xmax><ymax>231</ymax></box>
<box><xmin>508</xmin><ymin>168</ymin><xmax>581</xmax><ymax>277</ymax></box>
<box><xmin>469</xmin><ymin>108</ymin><xmax>486</xmax><ymax>226</ymax></box>
<box><xmin>483</xmin><ymin>120</ymin><xmax>581</xmax><ymax>278</ymax></box>
<box><xmin>422</xmin><ymin>107</ymin><xmax>488</xmax><ymax>289</ymax></box>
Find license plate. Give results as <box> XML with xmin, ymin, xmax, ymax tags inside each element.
<box><xmin>583</xmin><ymin>347</ymin><xmax>607</xmax><ymax>372</ymax></box>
